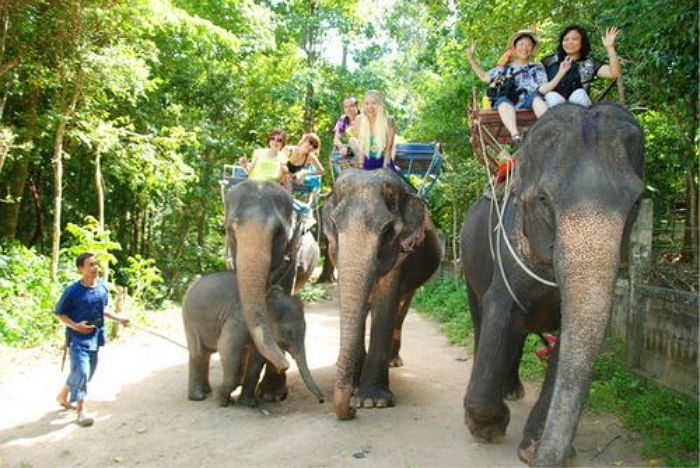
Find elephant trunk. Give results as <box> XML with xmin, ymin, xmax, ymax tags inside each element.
<box><xmin>533</xmin><ymin>208</ymin><xmax>625</xmax><ymax>465</ymax></box>
<box><xmin>235</xmin><ymin>223</ymin><xmax>289</xmax><ymax>372</ymax></box>
<box><xmin>334</xmin><ymin>230</ymin><xmax>377</xmax><ymax>420</ymax></box>
<box><xmin>291</xmin><ymin>345</ymin><xmax>324</xmax><ymax>403</ymax></box>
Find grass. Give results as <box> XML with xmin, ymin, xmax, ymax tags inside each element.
<box><xmin>298</xmin><ymin>281</ymin><xmax>334</xmax><ymax>303</ymax></box>
<box><xmin>413</xmin><ymin>278</ymin><xmax>699</xmax><ymax>466</ymax></box>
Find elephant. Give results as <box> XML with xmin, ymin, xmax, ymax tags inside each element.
<box><xmin>294</xmin><ymin>230</ymin><xmax>320</xmax><ymax>294</ymax></box>
<box><xmin>460</xmin><ymin>103</ymin><xmax>644</xmax><ymax>465</ymax></box>
<box><xmin>182</xmin><ymin>271</ymin><xmax>324</xmax><ymax>406</ymax></box>
<box><xmin>322</xmin><ymin>168</ymin><xmax>443</xmax><ymax>420</ymax></box>
<box><xmin>224</xmin><ymin>179</ymin><xmax>312</xmax><ymax>399</ymax></box>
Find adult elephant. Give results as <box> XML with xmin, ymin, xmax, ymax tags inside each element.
<box><xmin>461</xmin><ymin>103</ymin><xmax>644</xmax><ymax>465</ymax></box>
<box><xmin>323</xmin><ymin>168</ymin><xmax>443</xmax><ymax>420</ymax></box>
<box><xmin>224</xmin><ymin>180</ymin><xmax>303</xmax><ymax>376</ymax></box>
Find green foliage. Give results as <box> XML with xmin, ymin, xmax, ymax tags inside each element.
<box><xmin>0</xmin><ymin>244</ymin><xmax>70</xmax><ymax>347</ymax></box>
<box><xmin>121</xmin><ymin>255</ymin><xmax>166</xmax><ymax>308</ymax></box>
<box><xmin>297</xmin><ymin>282</ymin><xmax>333</xmax><ymax>303</ymax></box>
<box><xmin>62</xmin><ymin>216</ymin><xmax>121</xmax><ymax>274</ymax></box>
<box><xmin>588</xmin><ymin>341</ymin><xmax>699</xmax><ymax>466</ymax></box>
<box><xmin>413</xmin><ymin>279</ymin><xmax>473</xmax><ymax>348</ymax></box>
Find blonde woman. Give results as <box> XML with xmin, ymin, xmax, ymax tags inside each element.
<box><xmin>348</xmin><ymin>90</ymin><xmax>395</xmax><ymax>170</ymax></box>
<box><xmin>282</xmin><ymin>133</ymin><xmax>324</xmax><ymax>191</ymax></box>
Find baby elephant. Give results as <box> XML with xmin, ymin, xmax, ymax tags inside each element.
<box><xmin>182</xmin><ymin>271</ymin><xmax>324</xmax><ymax>406</ymax></box>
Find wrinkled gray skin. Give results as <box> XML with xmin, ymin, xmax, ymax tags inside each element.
<box><xmin>182</xmin><ymin>271</ymin><xmax>324</xmax><ymax>406</ymax></box>
<box><xmin>224</xmin><ymin>180</ymin><xmax>303</xmax><ymax>400</ymax></box>
<box><xmin>323</xmin><ymin>168</ymin><xmax>442</xmax><ymax>420</ymax></box>
<box><xmin>460</xmin><ymin>104</ymin><xmax>644</xmax><ymax>465</ymax></box>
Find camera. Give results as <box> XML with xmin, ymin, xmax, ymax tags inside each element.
<box><xmin>86</xmin><ymin>318</ymin><xmax>104</xmax><ymax>328</ymax></box>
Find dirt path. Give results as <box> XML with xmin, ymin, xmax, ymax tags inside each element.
<box><xmin>0</xmin><ymin>297</ymin><xmax>645</xmax><ymax>467</ymax></box>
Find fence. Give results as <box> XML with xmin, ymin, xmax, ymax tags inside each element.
<box><xmin>609</xmin><ymin>199</ymin><xmax>698</xmax><ymax>397</ymax></box>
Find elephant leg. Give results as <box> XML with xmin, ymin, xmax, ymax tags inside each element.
<box><xmin>466</xmin><ymin>283</ymin><xmax>482</xmax><ymax>352</ymax></box>
<box><xmin>503</xmin><ymin>333</ymin><xmax>526</xmax><ymax>401</ymax></box>
<box><xmin>256</xmin><ymin>362</ymin><xmax>288</xmax><ymax>402</ymax></box>
<box><xmin>389</xmin><ymin>294</ymin><xmax>412</xmax><ymax>368</ymax></box>
<box><xmin>517</xmin><ymin>343</ymin><xmax>575</xmax><ymax>464</ymax></box>
<box><xmin>464</xmin><ymin>289</ymin><xmax>521</xmax><ymax>442</ymax></box>
<box><xmin>239</xmin><ymin>348</ymin><xmax>265</xmax><ymax>407</ymax></box>
<box><xmin>187</xmin><ymin>351</ymin><xmax>212</xmax><ymax>401</ymax></box>
<box><xmin>353</xmin><ymin>275</ymin><xmax>400</xmax><ymax>409</ymax></box>
<box><xmin>216</xmin><ymin>327</ymin><xmax>245</xmax><ymax>407</ymax></box>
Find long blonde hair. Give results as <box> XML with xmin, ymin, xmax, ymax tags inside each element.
<box><xmin>357</xmin><ymin>90</ymin><xmax>389</xmax><ymax>156</ymax></box>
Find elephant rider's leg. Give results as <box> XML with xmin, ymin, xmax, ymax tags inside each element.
<box><xmin>518</xmin><ymin>344</ymin><xmax>575</xmax><ymax>465</ymax></box>
<box><xmin>464</xmin><ymin>286</ymin><xmax>521</xmax><ymax>442</ymax></box>
<box><xmin>354</xmin><ymin>272</ymin><xmax>401</xmax><ymax>408</ymax></box>
<box><xmin>257</xmin><ymin>363</ymin><xmax>288</xmax><ymax>402</ymax></box>
<box><xmin>389</xmin><ymin>294</ymin><xmax>412</xmax><ymax>368</ymax></box>
<box><xmin>187</xmin><ymin>351</ymin><xmax>212</xmax><ymax>401</ymax></box>
<box><xmin>239</xmin><ymin>348</ymin><xmax>265</xmax><ymax>407</ymax></box>
<box><xmin>216</xmin><ymin>326</ymin><xmax>247</xmax><ymax>406</ymax></box>
<box><xmin>503</xmin><ymin>331</ymin><xmax>527</xmax><ymax>401</ymax></box>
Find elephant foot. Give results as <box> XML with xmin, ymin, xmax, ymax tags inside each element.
<box><xmin>215</xmin><ymin>389</ymin><xmax>233</xmax><ymax>407</ymax></box>
<box><xmin>517</xmin><ymin>439</ymin><xmax>538</xmax><ymax>465</ymax></box>
<box><xmin>188</xmin><ymin>384</ymin><xmax>211</xmax><ymax>401</ymax></box>
<box><xmin>351</xmin><ymin>386</ymin><xmax>394</xmax><ymax>409</ymax></box>
<box><xmin>237</xmin><ymin>393</ymin><xmax>259</xmax><ymax>408</ymax></box>
<box><xmin>256</xmin><ymin>372</ymin><xmax>288</xmax><ymax>402</ymax></box>
<box><xmin>389</xmin><ymin>354</ymin><xmax>404</xmax><ymax>368</ymax></box>
<box><xmin>464</xmin><ymin>402</ymin><xmax>510</xmax><ymax>442</ymax></box>
<box><xmin>519</xmin><ymin>439</ymin><xmax>576</xmax><ymax>466</ymax></box>
<box><xmin>334</xmin><ymin>387</ymin><xmax>356</xmax><ymax>420</ymax></box>
<box><xmin>503</xmin><ymin>380</ymin><xmax>525</xmax><ymax>401</ymax></box>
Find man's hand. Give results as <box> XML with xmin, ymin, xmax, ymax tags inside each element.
<box><xmin>75</xmin><ymin>321</ymin><xmax>96</xmax><ymax>334</ymax></box>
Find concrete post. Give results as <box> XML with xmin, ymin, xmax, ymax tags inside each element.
<box><xmin>626</xmin><ymin>199</ymin><xmax>653</xmax><ymax>368</ymax></box>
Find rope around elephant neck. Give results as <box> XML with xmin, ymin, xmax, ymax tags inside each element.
<box><xmin>486</xmin><ymin>165</ymin><xmax>558</xmax><ymax>313</ymax></box>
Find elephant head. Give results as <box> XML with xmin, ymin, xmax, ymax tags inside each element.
<box><xmin>322</xmin><ymin>168</ymin><xmax>435</xmax><ymax>419</ymax></box>
<box><xmin>225</xmin><ymin>180</ymin><xmax>301</xmax><ymax>372</ymax></box>
<box><xmin>266</xmin><ymin>286</ymin><xmax>324</xmax><ymax>402</ymax></box>
<box><xmin>513</xmin><ymin>104</ymin><xmax>644</xmax><ymax>464</ymax></box>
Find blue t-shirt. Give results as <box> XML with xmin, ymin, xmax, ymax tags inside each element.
<box><xmin>54</xmin><ymin>280</ymin><xmax>109</xmax><ymax>350</ymax></box>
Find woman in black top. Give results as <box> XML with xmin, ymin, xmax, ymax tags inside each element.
<box><xmin>538</xmin><ymin>25</ymin><xmax>621</xmax><ymax>107</ymax></box>
<box><xmin>282</xmin><ymin>133</ymin><xmax>324</xmax><ymax>191</ymax></box>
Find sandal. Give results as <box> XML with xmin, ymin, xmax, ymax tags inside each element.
<box><xmin>56</xmin><ymin>397</ymin><xmax>76</xmax><ymax>410</ymax></box>
<box><xmin>76</xmin><ymin>415</ymin><xmax>94</xmax><ymax>427</ymax></box>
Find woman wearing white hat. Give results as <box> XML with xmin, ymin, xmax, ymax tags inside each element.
<box><xmin>467</xmin><ymin>30</ymin><xmax>549</xmax><ymax>147</ymax></box>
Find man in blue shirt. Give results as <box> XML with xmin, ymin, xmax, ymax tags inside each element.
<box><xmin>55</xmin><ymin>252</ymin><xmax>129</xmax><ymax>427</ymax></box>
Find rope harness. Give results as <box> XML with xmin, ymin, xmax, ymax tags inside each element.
<box><xmin>477</xmin><ymin>133</ymin><xmax>557</xmax><ymax>312</ymax></box>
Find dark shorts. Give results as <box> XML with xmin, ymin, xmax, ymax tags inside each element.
<box><xmin>493</xmin><ymin>92</ymin><xmax>541</xmax><ymax>110</ymax></box>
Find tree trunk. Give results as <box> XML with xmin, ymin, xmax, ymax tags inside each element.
<box><xmin>0</xmin><ymin>158</ymin><xmax>29</xmax><ymax>240</ymax></box>
<box><xmin>316</xmin><ymin>234</ymin><xmax>335</xmax><ymax>283</ymax></box>
<box><xmin>27</xmin><ymin>177</ymin><xmax>43</xmax><ymax>247</ymax></box>
<box><xmin>50</xmin><ymin>0</ymin><xmax>83</xmax><ymax>280</ymax></box>
<box><xmin>50</xmin><ymin>76</ymin><xmax>83</xmax><ymax>280</ymax></box>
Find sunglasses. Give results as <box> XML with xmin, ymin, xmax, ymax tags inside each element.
<box><xmin>308</xmin><ymin>140</ymin><xmax>319</xmax><ymax>149</ymax></box>
<box><xmin>269</xmin><ymin>136</ymin><xmax>284</xmax><ymax>143</ymax></box>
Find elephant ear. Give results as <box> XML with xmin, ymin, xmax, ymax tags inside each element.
<box><xmin>398</xmin><ymin>194</ymin><xmax>429</xmax><ymax>252</ymax></box>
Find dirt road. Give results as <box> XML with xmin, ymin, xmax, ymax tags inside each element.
<box><xmin>0</xmin><ymin>297</ymin><xmax>645</xmax><ymax>467</ymax></box>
